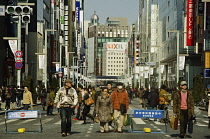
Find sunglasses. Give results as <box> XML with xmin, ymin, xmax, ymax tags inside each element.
<box><xmin>181</xmin><ymin>84</ymin><xmax>187</xmax><ymax>86</ymax></box>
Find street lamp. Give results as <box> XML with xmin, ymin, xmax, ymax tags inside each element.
<box><xmin>168</xmin><ymin>30</ymin><xmax>180</xmax><ymax>84</ymax></box>
<box><xmin>44</xmin><ymin>29</ymin><xmax>57</xmax><ymax>90</ymax></box>
<box><xmin>67</xmin><ymin>52</ymin><xmax>75</xmax><ymax>79</ymax></box>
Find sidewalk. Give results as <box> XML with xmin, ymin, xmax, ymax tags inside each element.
<box><xmin>0</xmin><ymin>100</ymin><xmax>41</xmax><ymax>115</ymax></box>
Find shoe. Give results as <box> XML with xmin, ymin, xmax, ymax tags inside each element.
<box><xmin>108</xmin><ymin>125</ymin><xmax>113</xmax><ymax>130</ymax></box>
<box><xmin>73</xmin><ymin>118</ymin><xmax>78</xmax><ymax>120</ymax></box>
<box><xmin>66</xmin><ymin>133</ymin><xmax>70</xmax><ymax>136</ymax></box>
<box><xmin>100</xmin><ymin>131</ymin><xmax>104</xmax><ymax>133</ymax></box>
<box><xmin>82</xmin><ymin>122</ymin><xmax>87</xmax><ymax>124</ymax></box>
<box><xmin>118</xmin><ymin>131</ymin><xmax>123</xmax><ymax>133</ymax></box>
<box><xmin>61</xmin><ymin>133</ymin><xmax>66</xmax><ymax>137</ymax></box>
<box><xmin>113</xmin><ymin>129</ymin><xmax>117</xmax><ymax>133</ymax></box>
<box><xmin>179</xmin><ymin>134</ymin><xmax>185</xmax><ymax>138</ymax></box>
<box><xmin>104</xmin><ymin>131</ymin><xmax>108</xmax><ymax>133</ymax></box>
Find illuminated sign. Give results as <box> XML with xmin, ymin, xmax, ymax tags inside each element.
<box><xmin>186</xmin><ymin>0</ymin><xmax>194</xmax><ymax>46</ymax></box>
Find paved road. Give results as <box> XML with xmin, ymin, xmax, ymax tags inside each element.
<box><xmin>0</xmin><ymin>98</ymin><xmax>210</xmax><ymax>139</ymax></box>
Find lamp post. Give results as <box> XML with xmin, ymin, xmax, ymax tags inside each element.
<box><xmin>168</xmin><ymin>30</ymin><xmax>180</xmax><ymax>84</ymax></box>
<box><xmin>77</xmin><ymin>59</ymin><xmax>83</xmax><ymax>88</ymax></box>
<box><xmin>44</xmin><ymin>29</ymin><xmax>56</xmax><ymax>90</ymax></box>
<box><xmin>67</xmin><ymin>52</ymin><xmax>75</xmax><ymax>79</ymax></box>
<box><xmin>143</xmin><ymin>52</ymin><xmax>150</xmax><ymax>88</ymax></box>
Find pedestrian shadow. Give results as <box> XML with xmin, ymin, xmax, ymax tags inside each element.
<box><xmin>204</xmin><ymin>136</ymin><xmax>210</xmax><ymax>139</ymax></box>
<box><xmin>57</xmin><ymin>131</ymin><xmax>81</xmax><ymax>135</ymax></box>
<box><xmin>170</xmin><ymin>134</ymin><xmax>180</xmax><ymax>137</ymax></box>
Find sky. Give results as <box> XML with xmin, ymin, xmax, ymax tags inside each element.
<box><xmin>84</xmin><ymin>0</ymin><xmax>139</xmax><ymax>25</ymax></box>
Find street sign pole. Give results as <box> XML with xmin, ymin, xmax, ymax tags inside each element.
<box><xmin>17</xmin><ymin>15</ymin><xmax>21</xmax><ymax>87</ymax></box>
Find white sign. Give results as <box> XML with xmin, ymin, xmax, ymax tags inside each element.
<box><xmin>146</xmin><ymin>62</ymin><xmax>156</xmax><ymax>66</ymax></box>
<box><xmin>38</xmin><ymin>55</ymin><xmax>45</xmax><ymax>69</ymax></box>
<box><xmin>8</xmin><ymin>40</ymin><xmax>17</xmax><ymax>56</ymax></box>
<box><xmin>104</xmin><ymin>42</ymin><xmax>128</xmax><ymax>51</ymax></box>
<box><xmin>15</xmin><ymin>57</ymin><xmax>23</xmax><ymax>62</ymax></box>
<box><xmin>8</xmin><ymin>111</ymin><xmax>38</xmax><ymax>119</ymax></box>
<box><xmin>0</xmin><ymin>6</ymin><xmax>5</xmax><ymax>16</ymax></box>
<box><xmin>202</xmin><ymin>0</ymin><xmax>210</xmax><ymax>2</ymax></box>
<box><xmin>179</xmin><ymin>56</ymin><xmax>185</xmax><ymax>70</ymax></box>
<box><xmin>56</xmin><ymin>64</ymin><xmax>60</xmax><ymax>72</ymax></box>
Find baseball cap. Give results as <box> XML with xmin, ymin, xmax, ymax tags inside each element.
<box><xmin>180</xmin><ymin>81</ymin><xmax>187</xmax><ymax>86</ymax></box>
<box><xmin>117</xmin><ymin>82</ymin><xmax>123</xmax><ymax>86</ymax></box>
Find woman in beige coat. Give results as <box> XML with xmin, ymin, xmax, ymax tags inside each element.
<box><xmin>95</xmin><ymin>88</ymin><xmax>113</xmax><ymax>133</ymax></box>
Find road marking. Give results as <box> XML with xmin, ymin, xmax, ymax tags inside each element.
<box><xmin>15</xmin><ymin>119</ymin><xmax>36</xmax><ymax>125</ymax></box>
<box><xmin>0</xmin><ymin>119</ymin><xmax>19</xmax><ymax>125</ymax></box>
<box><xmin>195</xmin><ymin>122</ymin><xmax>207</xmax><ymax>127</ymax></box>
<box><xmin>133</xmin><ymin>118</ymin><xmax>146</xmax><ymax>124</ymax></box>
<box><xmin>203</xmin><ymin>120</ymin><xmax>209</xmax><ymax>123</ymax></box>
<box><xmin>87</xmin><ymin>131</ymin><xmax>91</xmax><ymax>133</ymax></box>
<box><xmin>88</xmin><ymin>127</ymin><xmax>93</xmax><ymax>130</ymax></box>
<box><xmin>34</xmin><ymin>118</ymin><xmax>54</xmax><ymax>125</ymax></box>
<box><xmin>74</xmin><ymin>121</ymin><xmax>84</xmax><ymax>124</ymax></box>
<box><xmin>54</xmin><ymin>120</ymin><xmax>61</xmax><ymax>124</ymax></box>
<box><xmin>154</xmin><ymin>121</ymin><xmax>165</xmax><ymax>125</ymax></box>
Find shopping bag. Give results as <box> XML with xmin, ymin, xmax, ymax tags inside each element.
<box><xmin>123</xmin><ymin>114</ymin><xmax>127</xmax><ymax>126</ymax></box>
<box><xmin>188</xmin><ymin>119</ymin><xmax>193</xmax><ymax>134</ymax></box>
<box><xmin>85</xmin><ymin>97</ymin><xmax>94</xmax><ymax>105</ymax></box>
<box><xmin>126</xmin><ymin>114</ymin><xmax>131</xmax><ymax>126</ymax></box>
<box><xmin>170</xmin><ymin>115</ymin><xmax>178</xmax><ymax>130</ymax></box>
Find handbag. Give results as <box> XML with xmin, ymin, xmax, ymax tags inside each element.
<box><xmin>85</xmin><ymin>97</ymin><xmax>94</xmax><ymax>105</ymax></box>
<box><xmin>170</xmin><ymin>114</ymin><xmax>178</xmax><ymax>130</ymax></box>
<box><xmin>115</xmin><ymin>92</ymin><xmax>127</xmax><ymax>114</ymax></box>
<box><xmin>94</xmin><ymin>116</ymin><xmax>99</xmax><ymax>123</ymax></box>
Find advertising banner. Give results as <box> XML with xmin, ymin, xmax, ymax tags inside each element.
<box><xmin>8</xmin><ymin>40</ymin><xmax>17</xmax><ymax>56</ymax></box>
<box><xmin>76</xmin><ymin>1</ymin><xmax>80</xmax><ymax>26</ymax></box>
<box><xmin>179</xmin><ymin>56</ymin><xmax>185</xmax><ymax>70</ymax></box>
<box><xmin>8</xmin><ymin>111</ymin><xmax>38</xmax><ymax>119</ymax></box>
<box><xmin>38</xmin><ymin>55</ymin><xmax>45</xmax><ymax>69</ymax></box>
<box><xmin>186</xmin><ymin>0</ymin><xmax>194</xmax><ymax>46</ymax></box>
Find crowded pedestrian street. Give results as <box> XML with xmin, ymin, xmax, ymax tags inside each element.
<box><xmin>0</xmin><ymin>98</ymin><xmax>209</xmax><ymax>139</ymax></box>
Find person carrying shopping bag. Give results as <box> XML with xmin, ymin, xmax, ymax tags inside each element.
<box><xmin>95</xmin><ymin>88</ymin><xmax>113</xmax><ymax>133</ymax></box>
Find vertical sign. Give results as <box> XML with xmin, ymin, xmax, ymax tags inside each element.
<box><xmin>76</xmin><ymin>1</ymin><xmax>80</xmax><ymax>26</ymax></box>
<box><xmin>186</xmin><ymin>0</ymin><xmax>194</xmax><ymax>46</ymax></box>
<box><xmin>205</xmin><ymin>51</ymin><xmax>210</xmax><ymax>68</ymax></box>
<box><xmin>39</xmin><ymin>55</ymin><xmax>45</xmax><ymax>69</ymax></box>
<box><xmin>205</xmin><ymin>3</ymin><xmax>210</xmax><ymax>50</ymax></box>
<box><xmin>8</xmin><ymin>40</ymin><xmax>17</xmax><ymax>56</ymax></box>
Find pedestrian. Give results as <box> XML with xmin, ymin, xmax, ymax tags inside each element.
<box><xmin>54</xmin><ymin>79</ymin><xmax>78</xmax><ymax>137</ymax></box>
<box><xmin>142</xmin><ymin>88</ymin><xmax>149</xmax><ymax>109</ymax></box>
<box><xmin>147</xmin><ymin>87</ymin><xmax>159</xmax><ymax>121</ymax></box>
<box><xmin>40</xmin><ymin>87</ymin><xmax>47</xmax><ymax>111</ymax></box>
<box><xmin>95</xmin><ymin>88</ymin><xmax>113</xmax><ymax>133</ymax></box>
<box><xmin>16</xmin><ymin>86</ymin><xmax>22</xmax><ymax>108</ymax></box>
<box><xmin>1</xmin><ymin>86</ymin><xmax>6</xmax><ymax>110</ymax></box>
<box><xmin>173</xmin><ymin>81</ymin><xmax>194</xmax><ymax>138</ymax></box>
<box><xmin>93</xmin><ymin>87</ymin><xmax>101</xmax><ymax>117</ymax></box>
<box><xmin>138</xmin><ymin>88</ymin><xmax>144</xmax><ymax>105</ymax></box>
<box><xmin>159</xmin><ymin>85</ymin><xmax>169</xmax><ymax>122</ymax></box>
<box><xmin>22</xmin><ymin>86</ymin><xmax>33</xmax><ymax>110</ymax></box>
<box><xmin>75</xmin><ymin>85</ymin><xmax>84</xmax><ymax>120</ymax></box>
<box><xmin>111</xmin><ymin>82</ymin><xmax>129</xmax><ymax>133</ymax></box>
<box><xmin>5</xmin><ymin>87</ymin><xmax>12</xmax><ymax>110</ymax></box>
<box><xmin>82</xmin><ymin>88</ymin><xmax>94</xmax><ymax>124</ymax></box>
<box><xmin>106</xmin><ymin>82</ymin><xmax>114</xmax><ymax>129</ymax></box>
<box><xmin>47</xmin><ymin>88</ymin><xmax>55</xmax><ymax>115</ymax></box>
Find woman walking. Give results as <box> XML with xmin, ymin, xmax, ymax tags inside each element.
<box><xmin>95</xmin><ymin>88</ymin><xmax>113</xmax><ymax>133</ymax></box>
<box><xmin>5</xmin><ymin>87</ymin><xmax>12</xmax><ymax>110</ymax></box>
<box><xmin>82</xmin><ymin>88</ymin><xmax>94</xmax><ymax>124</ymax></box>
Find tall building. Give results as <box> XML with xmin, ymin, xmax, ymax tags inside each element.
<box><xmin>102</xmin><ymin>42</ymin><xmax>128</xmax><ymax>76</ymax></box>
<box><xmin>88</xmin><ymin>14</ymin><xmax>130</xmax><ymax>76</ymax></box>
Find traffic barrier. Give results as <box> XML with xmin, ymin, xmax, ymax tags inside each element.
<box><xmin>129</xmin><ymin>109</ymin><xmax>167</xmax><ymax>133</ymax></box>
<box><xmin>4</xmin><ymin>110</ymin><xmax>43</xmax><ymax>133</ymax></box>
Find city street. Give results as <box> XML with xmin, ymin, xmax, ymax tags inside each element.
<box><xmin>0</xmin><ymin>98</ymin><xmax>209</xmax><ymax>139</ymax></box>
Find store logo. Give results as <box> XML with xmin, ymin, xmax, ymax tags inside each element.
<box><xmin>107</xmin><ymin>43</ymin><xmax>124</xmax><ymax>49</ymax></box>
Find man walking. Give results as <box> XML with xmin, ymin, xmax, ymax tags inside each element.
<box><xmin>22</xmin><ymin>86</ymin><xmax>33</xmax><ymax>110</ymax></box>
<box><xmin>173</xmin><ymin>81</ymin><xmax>194</xmax><ymax>138</ymax></box>
<box><xmin>54</xmin><ymin>79</ymin><xmax>78</xmax><ymax>137</ymax></box>
<box><xmin>111</xmin><ymin>82</ymin><xmax>129</xmax><ymax>133</ymax></box>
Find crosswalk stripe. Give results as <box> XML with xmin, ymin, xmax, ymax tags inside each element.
<box><xmin>34</xmin><ymin>118</ymin><xmax>54</xmax><ymax>125</ymax></box>
<box><xmin>195</xmin><ymin>122</ymin><xmax>207</xmax><ymax>127</ymax></box>
<box><xmin>15</xmin><ymin>119</ymin><xmax>36</xmax><ymax>125</ymax></box>
<box><xmin>74</xmin><ymin>121</ymin><xmax>84</xmax><ymax>124</ymax></box>
<box><xmin>154</xmin><ymin>121</ymin><xmax>165</xmax><ymax>125</ymax></box>
<box><xmin>203</xmin><ymin>120</ymin><xmax>209</xmax><ymax>123</ymax></box>
<box><xmin>0</xmin><ymin>119</ymin><xmax>19</xmax><ymax>125</ymax></box>
<box><xmin>133</xmin><ymin>118</ymin><xmax>146</xmax><ymax>124</ymax></box>
<box><xmin>54</xmin><ymin>120</ymin><xmax>61</xmax><ymax>124</ymax></box>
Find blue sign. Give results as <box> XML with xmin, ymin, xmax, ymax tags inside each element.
<box><xmin>204</xmin><ymin>69</ymin><xmax>210</xmax><ymax>78</ymax></box>
<box><xmin>15</xmin><ymin>62</ymin><xmax>23</xmax><ymax>69</ymax></box>
<box><xmin>133</xmin><ymin>110</ymin><xmax>165</xmax><ymax>118</ymax></box>
<box><xmin>76</xmin><ymin>1</ymin><xmax>80</xmax><ymax>26</ymax></box>
<box><xmin>8</xmin><ymin>111</ymin><xmax>38</xmax><ymax>119</ymax></box>
<box><xmin>58</xmin><ymin>68</ymin><xmax>62</xmax><ymax>72</ymax></box>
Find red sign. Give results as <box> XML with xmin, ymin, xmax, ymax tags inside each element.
<box><xmin>15</xmin><ymin>51</ymin><xmax>23</xmax><ymax>58</ymax></box>
<box><xmin>186</xmin><ymin>0</ymin><xmax>194</xmax><ymax>46</ymax></box>
<box><xmin>15</xmin><ymin>62</ymin><xmax>23</xmax><ymax>69</ymax></box>
<box><xmin>58</xmin><ymin>72</ymin><xmax>63</xmax><ymax>77</ymax></box>
<box><xmin>20</xmin><ymin>113</ymin><xmax>25</xmax><ymax>117</ymax></box>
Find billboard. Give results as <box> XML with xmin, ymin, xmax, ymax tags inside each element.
<box><xmin>186</xmin><ymin>0</ymin><xmax>194</xmax><ymax>46</ymax></box>
<box><xmin>104</xmin><ymin>42</ymin><xmax>128</xmax><ymax>51</ymax></box>
<box><xmin>76</xmin><ymin>1</ymin><xmax>80</xmax><ymax>26</ymax></box>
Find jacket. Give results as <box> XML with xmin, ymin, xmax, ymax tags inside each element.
<box><xmin>148</xmin><ymin>91</ymin><xmax>159</xmax><ymax>107</ymax></box>
<box><xmin>173</xmin><ymin>90</ymin><xmax>194</xmax><ymax>120</ymax></box>
<box><xmin>159</xmin><ymin>89</ymin><xmax>169</xmax><ymax>105</ymax></box>
<box><xmin>111</xmin><ymin>88</ymin><xmax>129</xmax><ymax>111</ymax></box>
<box><xmin>77</xmin><ymin>90</ymin><xmax>84</xmax><ymax>104</ymax></box>
<box><xmin>22</xmin><ymin>90</ymin><xmax>33</xmax><ymax>105</ymax></box>
<box><xmin>54</xmin><ymin>87</ymin><xmax>78</xmax><ymax>106</ymax></box>
<box><xmin>95</xmin><ymin>95</ymin><xmax>113</xmax><ymax>122</ymax></box>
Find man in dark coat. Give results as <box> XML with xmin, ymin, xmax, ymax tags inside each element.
<box><xmin>147</xmin><ymin>87</ymin><xmax>159</xmax><ymax>120</ymax></box>
<box><xmin>173</xmin><ymin>81</ymin><xmax>194</xmax><ymax>138</ymax></box>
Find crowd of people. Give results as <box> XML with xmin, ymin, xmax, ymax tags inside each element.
<box><xmin>0</xmin><ymin>79</ymin><xmax>209</xmax><ymax>138</ymax></box>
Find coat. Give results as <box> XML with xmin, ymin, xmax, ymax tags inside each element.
<box><xmin>159</xmin><ymin>89</ymin><xmax>169</xmax><ymax>105</ymax></box>
<box><xmin>173</xmin><ymin>90</ymin><xmax>194</xmax><ymax>120</ymax></box>
<box><xmin>111</xmin><ymin>89</ymin><xmax>129</xmax><ymax>111</ymax></box>
<box><xmin>95</xmin><ymin>95</ymin><xmax>113</xmax><ymax>122</ymax></box>
<box><xmin>148</xmin><ymin>91</ymin><xmax>159</xmax><ymax>107</ymax></box>
<box><xmin>22</xmin><ymin>90</ymin><xmax>33</xmax><ymax>105</ymax></box>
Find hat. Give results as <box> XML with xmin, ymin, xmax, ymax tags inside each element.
<box><xmin>65</xmin><ymin>79</ymin><xmax>72</xmax><ymax>84</ymax></box>
<box><xmin>117</xmin><ymin>82</ymin><xmax>123</xmax><ymax>86</ymax></box>
<box><xmin>180</xmin><ymin>81</ymin><xmax>187</xmax><ymax>86</ymax></box>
